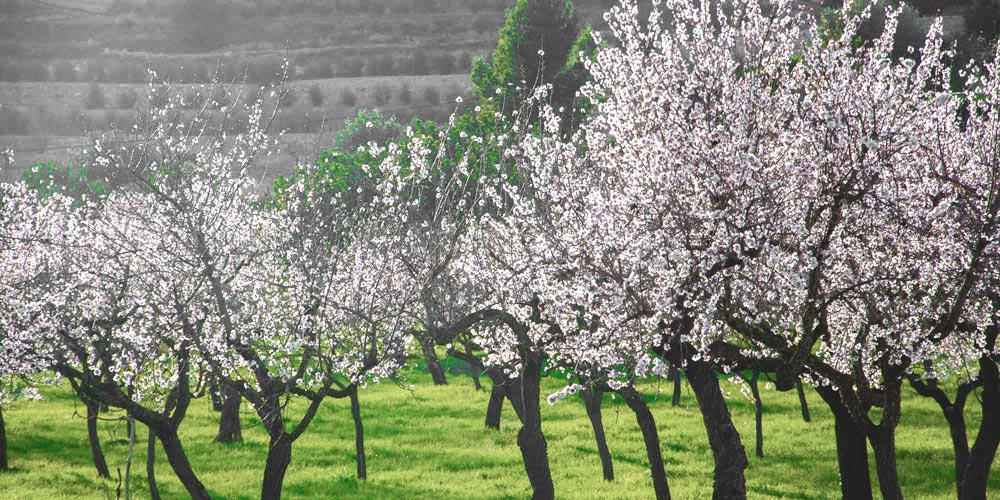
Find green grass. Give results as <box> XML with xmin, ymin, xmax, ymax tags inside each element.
<box><xmin>0</xmin><ymin>365</ymin><xmax>994</xmax><ymax>499</ymax></box>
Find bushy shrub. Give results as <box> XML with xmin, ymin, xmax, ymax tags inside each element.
<box><xmin>398</xmin><ymin>83</ymin><xmax>412</xmax><ymax>104</ymax></box>
<box><xmin>373</xmin><ymin>83</ymin><xmax>392</xmax><ymax>106</ymax></box>
<box><xmin>340</xmin><ymin>87</ymin><xmax>357</xmax><ymax>107</ymax></box>
<box><xmin>423</xmin><ymin>85</ymin><xmax>440</xmax><ymax>105</ymax></box>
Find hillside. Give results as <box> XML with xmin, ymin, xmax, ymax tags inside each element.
<box><xmin>0</xmin><ymin>0</ymin><xmax>616</xmax><ymax>181</ymax></box>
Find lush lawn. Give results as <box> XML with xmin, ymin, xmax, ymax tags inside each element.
<box><xmin>0</xmin><ymin>363</ymin><xmax>994</xmax><ymax>499</ymax></box>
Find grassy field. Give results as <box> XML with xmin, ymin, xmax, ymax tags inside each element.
<box><xmin>0</xmin><ymin>360</ymin><xmax>993</xmax><ymax>500</ymax></box>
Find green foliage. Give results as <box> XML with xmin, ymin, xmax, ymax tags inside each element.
<box><xmin>21</xmin><ymin>161</ymin><xmax>105</xmax><ymax>201</ymax></box>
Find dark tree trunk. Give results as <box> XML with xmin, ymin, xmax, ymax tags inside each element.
<box><xmin>214</xmin><ymin>383</ymin><xmax>242</xmax><ymax>443</ymax></box>
<box><xmin>85</xmin><ymin>396</ymin><xmax>111</xmax><ymax>479</ymax></box>
<box><xmin>749</xmin><ymin>370</ymin><xmax>764</xmax><ymax>458</ymax></box>
<box><xmin>156</xmin><ymin>424</ymin><xmax>211</xmax><ymax>500</ymax></box>
<box><xmin>516</xmin><ymin>358</ymin><xmax>554</xmax><ymax>500</ymax></box>
<box><xmin>208</xmin><ymin>377</ymin><xmax>223</xmax><ymax>412</ymax></box>
<box><xmin>960</xmin><ymin>353</ymin><xmax>1000</xmax><ymax>500</ymax></box>
<box><xmin>870</xmin><ymin>429</ymin><xmax>903</xmax><ymax>500</ymax></box>
<box><xmin>506</xmin><ymin>376</ymin><xmax>526</xmax><ymax>423</ymax></box>
<box><xmin>816</xmin><ymin>385</ymin><xmax>873</xmax><ymax>500</ymax></box>
<box><xmin>907</xmin><ymin>372</ymin><xmax>972</xmax><ymax>499</ymax></box>
<box><xmin>147</xmin><ymin>425</ymin><xmax>161</xmax><ymax>500</ymax></box>
<box><xmin>668</xmin><ymin>364</ymin><xmax>682</xmax><ymax>407</ymax></box>
<box><xmin>0</xmin><ymin>406</ymin><xmax>7</xmax><ymax>471</ymax></box>
<box><xmin>580</xmin><ymin>387</ymin><xmax>614</xmax><ymax>481</ymax></box>
<box><xmin>261</xmin><ymin>432</ymin><xmax>293</xmax><ymax>500</ymax></box>
<box><xmin>795</xmin><ymin>379</ymin><xmax>811</xmax><ymax>423</ymax></box>
<box><xmin>466</xmin><ymin>344</ymin><xmax>483</xmax><ymax>391</ymax></box>
<box><xmin>422</xmin><ymin>341</ymin><xmax>448</xmax><ymax>385</ymax></box>
<box><xmin>619</xmin><ymin>385</ymin><xmax>671</xmax><ymax>500</ymax></box>
<box><xmin>350</xmin><ymin>386</ymin><xmax>367</xmax><ymax>480</ymax></box>
<box><xmin>485</xmin><ymin>383</ymin><xmax>506</xmax><ymax>430</ymax></box>
<box><xmin>685</xmin><ymin>360</ymin><xmax>748</xmax><ymax>500</ymax></box>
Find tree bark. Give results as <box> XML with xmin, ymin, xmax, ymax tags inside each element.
<box><xmin>685</xmin><ymin>360</ymin><xmax>748</xmax><ymax>500</ymax></box>
<box><xmin>350</xmin><ymin>386</ymin><xmax>367</xmax><ymax>480</ymax></box>
<box><xmin>156</xmin><ymin>424</ymin><xmax>211</xmax><ymax>500</ymax></box>
<box><xmin>214</xmin><ymin>383</ymin><xmax>242</xmax><ymax>443</ymax></box>
<box><xmin>870</xmin><ymin>429</ymin><xmax>903</xmax><ymax>500</ymax></box>
<box><xmin>516</xmin><ymin>358</ymin><xmax>554</xmax><ymax>500</ymax></box>
<box><xmin>422</xmin><ymin>341</ymin><xmax>448</xmax><ymax>385</ymax></box>
<box><xmin>795</xmin><ymin>379</ymin><xmax>811</xmax><ymax>423</ymax></box>
<box><xmin>0</xmin><ymin>406</ymin><xmax>7</xmax><ymax>471</ymax></box>
<box><xmin>485</xmin><ymin>383</ymin><xmax>506</xmax><ymax>430</ymax></box>
<box><xmin>261</xmin><ymin>432</ymin><xmax>293</xmax><ymax>500</ymax></box>
<box><xmin>960</xmin><ymin>353</ymin><xmax>1000</xmax><ymax>500</ymax></box>
<box><xmin>580</xmin><ymin>387</ymin><xmax>614</xmax><ymax>481</ymax></box>
<box><xmin>815</xmin><ymin>385</ymin><xmax>873</xmax><ymax>500</ymax></box>
<box><xmin>147</xmin><ymin>425</ymin><xmax>161</xmax><ymax>500</ymax></box>
<box><xmin>668</xmin><ymin>364</ymin><xmax>682</xmax><ymax>407</ymax></box>
<box><xmin>465</xmin><ymin>343</ymin><xmax>483</xmax><ymax>391</ymax></box>
<box><xmin>907</xmin><ymin>372</ymin><xmax>972</xmax><ymax>499</ymax></box>
<box><xmin>749</xmin><ymin>371</ymin><xmax>764</xmax><ymax>458</ymax></box>
<box><xmin>619</xmin><ymin>385</ymin><xmax>671</xmax><ymax>499</ymax></box>
<box><xmin>85</xmin><ymin>396</ymin><xmax>111</xmax><ymax>479</ymax></box>
<box><xmin>208</xmin><ymin>377</ymin><xmax>223</xmax><ymax>412</ymax></box>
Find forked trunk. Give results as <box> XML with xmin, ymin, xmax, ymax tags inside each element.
<box><xmin>580</xmin><ymin>387</ymin><xmax>614</xmax><ymax>481</ymax></box>
<box><xmin>685</xmin><ymin>360</ymin><xmax>748</xmax><ymax>500</ymax></box>
<box><xmin>85</xmin><ymin>396</ymin><xmax>111</xmax><ymax>478</ymax></box>
<box><xmin>350</xmin><ymin>386</ymin><xmax>367</xmax><ymax>480</ymax></box>
<box><xmin>960</xmin><ymin>354</ymin><xmax>1000</xmax><ymax>500</ymax></box>
<box><xmin>619</xmin><ymin>385</ymin><xmax>671</xmax><ymax>500</ymax></box>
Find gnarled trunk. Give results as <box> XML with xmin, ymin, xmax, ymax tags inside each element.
<box><xmin>85</xmin><ymin>396</ymin><xmax>111</xmax><ymax>479</ymax></box>
<box><xmin>147</xmin><ymin>425</ymin><xmax>161</xmax><ymax>500</ymax></box>
<box><xmin>214</xmin><ymin>383</ymin><xmax>242</xmax><ymax>443</ymax></box>
<box><xmin>516</xmin><ymin>358</ymin><xmax>554</xmax><ymax>500</ymax></box>
<box><xmin>685</xmin><ymin>360</ymin><xmax>747</xmax><ymax>500</ymax></box>
<box><xmin>816</xmin><ymin>385</ymin><xmax>873</xmax><ymax>500</ymax></box>
<box><xmin>350</xmin><ymin>386</ymin><xmax>367</xmax><ymax>480</ymax></box>
<box><xmin>422</xmin><ymin>341</ymin><xmax>448</xmax><ymax>385</ymax></box>
<box><xmin>580</xmin><ymin>387</ymin><xmax>614</xmax><ymax>481</ymax></box>
<box><xmin>156</xmin><ymin>424</ymin><xmax>211</xmax><ymax>500</ymax></box>
<box><xmin>619</xmin><ymin>385</ymin><xmax>671</xmax><ymax>499</ymax></box>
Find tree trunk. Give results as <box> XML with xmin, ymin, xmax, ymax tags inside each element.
<box><xmin>422</xmin><ymin>341</ymin><xmax>448</xmax><ymax>385</ymax></box>
<box><xmin>795</xmin><ymin>379</ymin><xmax>811</xmax><ymax>423</ymax></box>
<box><xmin>350</xmin><ymin>386</ymin><xmax>367</xmax><ymax>480</ymax></box>
<box><xmin>0</xmin><ymin>406</ymin><xmax>7</xmax><ymax>471</ymax></box>
<box><xmin>125</xmin><ymin>415</ymin><xmax>135</xmax><ymax>500</ymax></box>
<box><xmin>960</xmin><ymin>354</ymin><xmax>1000</xmax><ymax>500</ymax></box>
<box><xmin>466</xmin><ymin>344</ymin><xmax>483</xmax><ymax>391</ymax></box>
<box><xmin>261</xmin><ymin>432</ymin><xmax>293</xmax><ymax>500</ymax></box>
<box><xmin>749</xmin><ymin>370</ymin><xmax>764</xmax><ymax>458</ymax></box>
<box><xmin>580</xmin><ymin>387</ymin><xmax>614</xmax><ymax>481</ymax></box>
<box><xmin>815</xmin><ymin>385</ymin><xmax>873</xmax><ymax>500</ymax></box>
<box><xmin>208</xmin><ymin>377</ymin><xmax>223</xmax><ymax>412</ymax></box>
<box><xmin>870</xmin><ymin>429</ymin><xmax>903</xmax><ymax>500</ymax></box>
<box><xmin>214</xmin><ymin>383</ymin><xmax>242</xmax><ymax>443</ymax></box>
<box><xmin>516</xmin><ymin>358</ymin><xmax>554</xmax><ymax>500</ymax></box>
<box><xmin>685</xmin><ymin>360</ymin><xmax>748</xmax><ymax>500</ymax></box>
<box><xmin>85</xmin><ymin>396</ymin><xmax>111</xmax><ymax>479</ymax></box>
<box><xmin>486</xmin><ymin>383</ymin><xmax>506</xmax><ymax>430</ymax></box>
<box><xmin>619</xmin><ymin>385</ymin><xmax>671</xmax><ymax>500</ymax></box>
<box><xmin>147</xmin><ymin>425</ymin><xmax>161</xmax><ymax>500</ymax></box>
<box><xmin>156</xmin><ymin>424</ymin><xmax>211</xmax><ymax>500</ymax></box>
<box><xmin>668</xmin><ymin>364</ymin><xmax>682</xmax><ymax>407</ymax></box>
